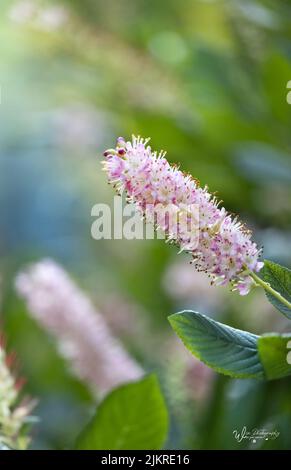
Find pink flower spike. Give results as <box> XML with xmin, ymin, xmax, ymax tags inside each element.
<box><xmin>102</xmin><ymin>136</ymin><xmax>263</xmax><ymax>295</ymax></box>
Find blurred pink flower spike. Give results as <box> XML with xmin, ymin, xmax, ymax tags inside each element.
<box><xmin>15</xmin><ymin>259</ymin><xmax>144</xmax><ymax>397</ymax></box>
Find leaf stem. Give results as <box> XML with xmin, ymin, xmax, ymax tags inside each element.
<box><xmin>248</xmin><ymin>270</ymin><xmax>291</xmax><ymax>310</ymax></box>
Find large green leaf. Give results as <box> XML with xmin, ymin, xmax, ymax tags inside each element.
<box><xmin>261</xmin><ymin>260</ymin><xmax>291</xmax><ymax>319</ymax></box>
<box><xmin>258</xmin><ymin>334</ymin><xmax>291</xmax><ymax>380</ymax></box>
<box><xmin>75</xmin><ymin>375</ymin><xmax>168</xmax><ymax>450</ymax></box>
<box><xmin>168</xmin><ymin>311</ymin><xmax>264</xmax><ymax>379</ymax></box>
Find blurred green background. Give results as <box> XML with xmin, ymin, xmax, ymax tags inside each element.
<box><xmin>1</xmin><ymin>0</ymin><xmax>291</xmax><ymax>450</ymax></box>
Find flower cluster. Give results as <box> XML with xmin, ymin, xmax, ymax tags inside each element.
<box><xmin>15</xmin><ymin>259</ymin><xmax>144</xmax><ymax>397</ymax></box>
<box><xmin>0</xmin><ymin>338</ymin><xmax>34</xmax><ymax>450</ymax></box>
<box><xmin>103</xmin><ymin>136</ymin><xmax>263</xmax><ymax>294</ymax></box>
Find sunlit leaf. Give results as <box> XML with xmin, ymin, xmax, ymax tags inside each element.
<box><xmin>258</xmin><ymin>334</ymin><xmax>291</xmax><ymax>380</ymax></box>
<box><xmin>261</xmin><ymin>260</ymin><xmax>291</xmax><ymax>319</ymax></box>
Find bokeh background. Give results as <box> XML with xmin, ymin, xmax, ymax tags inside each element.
<box><xmin>1</xmin><ymin>0</ymin><xmax>291</xmax><ymax>450</ymax></box>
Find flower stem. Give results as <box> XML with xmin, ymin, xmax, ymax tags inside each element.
<box><xmin>248</xmin><ymin>270</ymin><xmax>291</xmax><ymax>310</ymax></box>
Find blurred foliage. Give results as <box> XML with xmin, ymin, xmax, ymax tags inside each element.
<box><xmin>0</xmin><ymin>0</ymin><xmax>291</xmax><ymax>449</ymax></box>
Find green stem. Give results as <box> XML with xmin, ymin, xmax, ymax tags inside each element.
<box><xmin>248</xmin><ymin>270</ymin><xmax>291</xmax><ymax>310</ymax></box>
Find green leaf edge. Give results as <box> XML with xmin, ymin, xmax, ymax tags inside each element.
<box><xmin>261</xmin><ymin>259</ymin><xmax>291</xmax><ymax>319</ymax></box>
<box><xmin>75</xmin><ymin>374</ymin><xmax>169</xmax><ymax>450</ymax></box>
<box><xmin>258</xmin><ymin>333</ymin><xmax>291</xmax><ymax>380</ymax></box>
<box><xmin>168</xmin><ymin>310</ymin><xmax>265</xmax><ymax>380</ymax></box>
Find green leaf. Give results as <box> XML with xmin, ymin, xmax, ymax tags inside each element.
<box><xmin>258</xmin><ymin>334</ymin><xmax>291</xmax><ymax>380</ymax></box>
<box><xmin>261</xmin><ymin>260</ymin><xmax>291</xmax><ymax>319</ymax></box>
<box><xmin>75</xmin><ymin>375</ymin><xmax>168</xmax><ymax>450</ymax></box>
<box><xmin>168</xmin><ymin>311</ymin><xmax>264</xmax><ymax>379</ymax></box>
